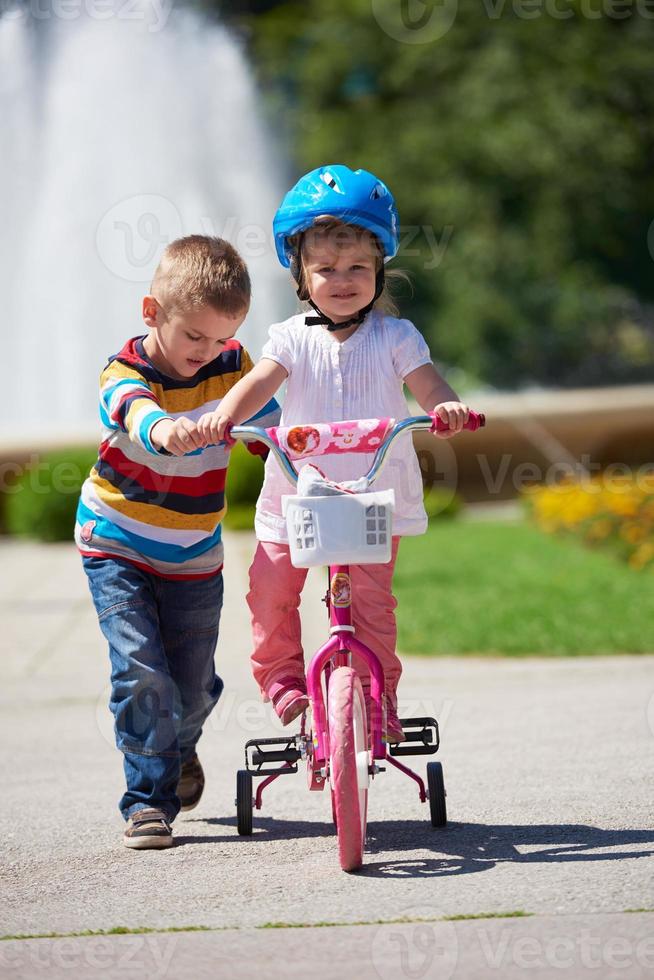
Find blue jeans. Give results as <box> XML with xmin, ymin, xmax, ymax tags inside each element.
<box><xmin>82</xmin><ymin>556</ymin><xmax>224</xmax><ymax>822</ymax></box>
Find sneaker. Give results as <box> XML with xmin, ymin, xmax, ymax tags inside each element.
<box><xmin>272</xmin><ymin>687</ymin><xmax>309</xmax><ymax>726</ymax></box>
<box><xmin>123</xmin><ymin>808</ymin><xmax>173</xmax><ymax>849</ymax></box>
<box><xmin>177</xmin><ymin>753</ymin><xmax>205</xmax><ymax>812</ymax></box>
<box><xmin>364</xmin><ymin>695</ymin><xmax>406</xmax><ymax>744</ymax></box>
<box><xmin>384</xmin><ymin>705</ymin><xmax>406</xmax><ymax>744</ymax></box>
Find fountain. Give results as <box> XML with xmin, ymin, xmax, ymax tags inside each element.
<box><xmin>0</xmin><ymin>1</ymin><xmax>291</xmax><ymax>448</ymax></box>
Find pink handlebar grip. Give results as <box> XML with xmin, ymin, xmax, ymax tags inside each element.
<box><xmin>222</xmin><ymin>423</ymin><xmax>237</xmax><ymax>447</ymax></box>
<box><xmin>430</xmin><ymin>410</ymin><xmax>485</xmax><ymax>433</ymax></box>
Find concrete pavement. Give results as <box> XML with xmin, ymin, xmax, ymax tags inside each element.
<box><xmin>3</xmin><ymin>914</ymin><xmax>654</xmax><ymax>980</ymax></box>
<box><xmin>1</xmin><ymin>536</ymin><xmax>653</xmax><ymax>977</ymax></box>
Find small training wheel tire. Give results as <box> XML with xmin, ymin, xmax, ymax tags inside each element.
<box><xmin>236</xmin><ymin>769</ymin><xmax>254</xmax><ymax>836</ymax></box>
<box><xmin>427</xmin><ymin>761</ymin><xmax>447</xmax><ymax>827</ymax></box>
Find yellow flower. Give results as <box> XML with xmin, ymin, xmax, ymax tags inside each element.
<box><xmin>526</xmin><ymin>476</ymin><xmax>654</xmax><ymax>571</ymax></box>
<box><xmin>587</xmin><ymin>519</ymin><xmax>613</xmax><ymax>541</ymax></box>
<box><xmin>620</xmin><ymin>523</ymin><xmax>648</xmax><ymax>545</ymax></box>
<box><xmin>629</xmin><ymin>543</ymin><xmax>654</xmax><ymax>569</ymax></box>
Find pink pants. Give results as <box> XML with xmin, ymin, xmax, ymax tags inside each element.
<box><xmin>247</xmin><ymin>539</ymin><xmax>402</xmax><ymax>707</ymax></box>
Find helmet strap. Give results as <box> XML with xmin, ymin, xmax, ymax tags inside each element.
<box><xmin>302</xmin><ymin>266</ymin><xmax>385</xmax><ymax>333</ymax></box>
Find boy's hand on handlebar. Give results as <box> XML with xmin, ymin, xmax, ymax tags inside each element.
<box><xmin>431</xmin><ymin>402</ymin><xmax>470</xmax><ymax>438</ymax></box>
<box><xmin>196</xmin><ymin>411</ymin><xmax>232</xmax><ymax>446</ymax></box>
<box><xmin>151</xmin><ymin>417</ymin><xmax>204</xmax><ymax>456</ymax></box>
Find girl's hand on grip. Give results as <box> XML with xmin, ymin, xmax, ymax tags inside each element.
<box><xmin>196</xmin><ymin>411</ymin><xmax>232</xmax><ymax>447</ymax></box>
<box><xmin>431</xmin><ymin>402</ymin><xmax>470</xmax><ymax>438</ymax></box>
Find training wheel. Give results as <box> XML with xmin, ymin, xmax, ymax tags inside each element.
<box><xmin>426</xmin><ymin>761</ymin><xmax>447</xmax><ymax>827</ymax></box>
<box><xmin>236</xmin><ymin>769</ymin><xmax>254</xmax><ymax>836</ymax></box>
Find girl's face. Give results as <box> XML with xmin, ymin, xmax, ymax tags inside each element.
<box><xmin>301</xmin><ymin>227</ymin><xmax>378</xmax><ymax>324</ymax></box>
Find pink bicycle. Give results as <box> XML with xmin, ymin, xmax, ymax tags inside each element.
<box><xmin>231</xmin><ymin>411</ymin><xmax>485</xmax><ymax>871</ymax></box>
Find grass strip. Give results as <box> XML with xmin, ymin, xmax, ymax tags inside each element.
<box><xmin>443</xmin><ymin>911</ymin><xmax>532</xmax><ymax>921</ymax></box>
<box><xmin>1</xmin><ymin>913</ymin><xmax>530</xmax><ymax>941</ymax></box>
<box><xmin>259</xmin><ymin>911</ymin><xmax>532</xmax><ymax>929</ymax></box>
<box><xmin>259</xmin><ymin>919</ymin><xmax>424</xmax><ymax>929</ymax></box>
<box><xmin>12</xmin><ymin>909</ymin><xmax>654</xmax><ymax>941</ymax></box>
<box><xmin>0</xmin><ymin>926</ymin><xmax>215</xmax><ymax>941</ymax></box>
<box><xmin>395</xmin><ymin>521</ymin><xmax>654</xmax><ymax>655</ymax></box>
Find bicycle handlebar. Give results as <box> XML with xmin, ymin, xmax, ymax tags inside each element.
<box><xmin>228</xmin><ymin>411</ymin><xmax>485</xmax><ymax>487</ymax></box>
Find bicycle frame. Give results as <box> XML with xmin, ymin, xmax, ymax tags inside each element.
<box><xmin>232</xmin><ymin>411</ymin><xmax>485</xmax><ymax>813</ymax></box>
<box><xmin>306</xmin><ymin>563</ymin><xmax>387</xmax><ymax>765</ymax></box>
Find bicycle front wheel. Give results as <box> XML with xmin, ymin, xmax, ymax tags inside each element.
<box><xmin>328</xmin><ymin>666</ymin><xmax>369</xmax><ymax>871</ymax></box>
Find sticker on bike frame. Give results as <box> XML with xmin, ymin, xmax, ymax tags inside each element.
<box><xmin>330</xmin><ymin>573</ymin><xmax>352</xmax><ymax>608</ymax></box>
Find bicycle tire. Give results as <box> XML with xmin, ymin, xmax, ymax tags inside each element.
<box><xmin>328</xmin><ymin>667</ymin><xmax>369</xmax><ymax>871</ymax></box>
<box><xmin>236</xmin><ymin>769</ymin><xmax>254</xmax><ymax>836</ymax></box>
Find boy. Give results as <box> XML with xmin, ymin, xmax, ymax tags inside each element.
<box><xmin>76</xmin><ymin>235</ymin><xmax>279</xmax><ymax>849</ymax></box>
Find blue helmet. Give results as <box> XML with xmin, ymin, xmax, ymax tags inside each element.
<box><xmin>273</xmin><ymin>164</ymin><xmax>399</xmax><ymax>269</ymax></box>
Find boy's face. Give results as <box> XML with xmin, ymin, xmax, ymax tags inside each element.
<box><xmin>142</xmin><ymin>299</ymin><xmax>247</xmax><ymax>380</ymax></box>
<box><xmin>302</xmin><ymin>227</ymin><xmax>378</xmax><ymax>324</ymax></box>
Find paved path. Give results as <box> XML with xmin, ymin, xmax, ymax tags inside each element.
<box><xmin>1</xmin><ymin>538</ymin><xmax>653</xmax><ymax>977</ymax></box>
<box><xmin>3</xmin><ymin>915</ymin><xmax>654</xmax><ymax>980</ymax></box>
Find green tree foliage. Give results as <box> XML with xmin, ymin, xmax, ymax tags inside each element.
<box><xmin>236</xmin><ymin>0</ymin><xmax>654</xmax><ymax>388</ymax></box>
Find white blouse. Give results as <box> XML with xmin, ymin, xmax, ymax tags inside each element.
<box><xmin>254</xmin><ymin>311</ymin><xmax>433</xmax><ymax>542</ymax></box>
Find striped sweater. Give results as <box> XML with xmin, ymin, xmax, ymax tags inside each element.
<box><xmin>75</xmin><ymin>336</ymin><xmax>279</xmax><ymax>579</ymax></box>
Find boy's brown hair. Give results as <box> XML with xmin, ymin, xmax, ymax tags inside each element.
<box><xmin>150</xmin><ymin>235</ymin><xmax>250</xmax><ymax>316</ymax></box>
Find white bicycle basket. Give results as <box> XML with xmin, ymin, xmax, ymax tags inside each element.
<box><xmin>282</xmin><ymin>489</ymin><xmax>395</xmax><ymax>568</ymax></box>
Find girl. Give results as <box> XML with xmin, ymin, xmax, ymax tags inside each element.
<box><xmin>198</xmin><ymin>165</ymin><xmax>469</xmax><ymax>742</ymax></box>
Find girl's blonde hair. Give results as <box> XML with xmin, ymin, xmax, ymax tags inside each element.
<box><xmin>289</xmin><ymin>217</ymin><xmax>407</xmax><ymax>318</ymax></box>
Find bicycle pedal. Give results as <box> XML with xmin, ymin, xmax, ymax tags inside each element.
<box><xmin>388</xmin><ymin>717</ymin><xmax>440</xmax><ymax>757</ymax></box>
<box><xmin>245</xmin><ymin>735</ymin><xmax>302</xmax><ymax>775</ymax></box>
